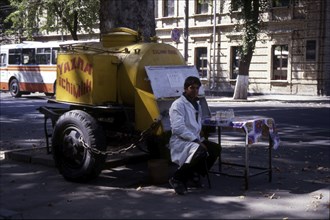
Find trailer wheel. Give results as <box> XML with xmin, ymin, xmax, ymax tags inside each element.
<box><xmin>9</xmin><ymin>78</ymin><xmax>22</xmax><ymax>98</ymax></box>
<box><xmin>52</xmin><ymin>110</ymin><xmax>107</xmax><ymax>182</ymax></box>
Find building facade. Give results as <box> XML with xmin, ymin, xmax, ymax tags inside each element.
<box><xmin>4</xmin><ymin>0</ymin><xmax>329</xmax><ymax>96</ymax></box>
<box><xmin>154</xmin><ymin>0</ymin><xmax>330</xmax><ymax>96</ymax></box>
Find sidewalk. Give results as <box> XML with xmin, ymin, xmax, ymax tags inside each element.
<box><xmin>206</xmin><ymin>94</ymin><xmax>330</xmax><ymax>103</ymax></box>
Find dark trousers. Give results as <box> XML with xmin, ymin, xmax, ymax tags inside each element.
<box><xmin>173</xmin><ymin>140</ymin><xmax>220</xmax><ymax>184</ymax></box>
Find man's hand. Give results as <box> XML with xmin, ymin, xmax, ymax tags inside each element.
<box><xmin>193</xmin><ymin>139</ymin><xmax>208</xmax><ymax>150</ymax></box>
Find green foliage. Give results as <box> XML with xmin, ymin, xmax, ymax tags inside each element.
<box><xmin>229</xmin><ymin>0</ymin><xmax>269</xmax><ymax>57</ymax></box>
<box><xmin>0</xmin><ymin>0</ymin><xmax>14</xmax><ymax>32</ymax></box>
<box><xmin>5</xmin><ymin>0</ymin><xmax>100</xmax><ymax>41</ymax></box>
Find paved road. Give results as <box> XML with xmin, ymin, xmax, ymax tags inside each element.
<box><xmin>0</xmin><ymin>92</ymin><xmax>47</xmax><ymax>152</ymax></box>
<box><xmin>0</xmin><ymin>91</ymin><xmax>329</xmax><ymax>219</ymax></box>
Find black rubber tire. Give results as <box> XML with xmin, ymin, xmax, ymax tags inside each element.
<box><xmin>52</xmin><ymin>110</ymin><xmax>107</xmax><ymax>182</ymax></box>
<box><xmin>44</xmin><ymin>93</ymin><xmax>54</xmax><ymax>97</ymax></box>
<box><xmin>9</xmin><ymin>78</ymin><xmax>22</xmax><ymax>98</ymax></box>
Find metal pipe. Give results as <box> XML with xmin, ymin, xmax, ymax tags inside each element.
<box><xmin>184</xmin><ymin>0</ymin><xmax>189</xmax><ymax>62</ymax></box>
<box><xmin>211</xmin><ymin>0</ymin><xmax>217</xmax><ymax>90</ymax></box>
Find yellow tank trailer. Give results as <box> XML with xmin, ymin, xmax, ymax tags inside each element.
<box><xmin>38</xmin><ymin>28</ymin><xmax>207</xmax><ymax>182</ymax></box>
<box><xmin>56</xmin><ymin>28</ymin><xmax>185</xmax><ymax>132</ymax></box>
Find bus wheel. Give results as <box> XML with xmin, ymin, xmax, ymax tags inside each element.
<box><xmin>52</xmin><ymin>110</ymin><xmax>107</xmax><ymax>182</ymax></box>
<box><xmin>9</xmin><ymin>79</ymin><xmax>22</xmax><ymax>98</ymax></box>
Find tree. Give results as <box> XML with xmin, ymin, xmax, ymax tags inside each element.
<box><xmin>231</xmin><ymin>0</ymin><xmax>269</xmax><ymax>99</ymax></box>
<box><xmin>0</xmin><ymin>0</ymin><xmax>14</xmax><ymax>44</ymax></box>
<box><xmin>99</xmin><ymin>0</ymin><xmax>156</xmax><ymax>42</ymax></box>
<box><xmin>5</xmin><ymin>0</ymin><xmax>100</xmax><ymax>41</ymax></box>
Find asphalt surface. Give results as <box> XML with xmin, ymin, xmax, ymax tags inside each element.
<box><xmin>0</xmin><ymin>93</ymin><xmax>329</xmax><ymax>219</ymax></box>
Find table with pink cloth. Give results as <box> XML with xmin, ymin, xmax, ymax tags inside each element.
<box><xmin>203</xmin><ymin>115</ymin><xmax>281</xmax><ymax>189</ymax></box>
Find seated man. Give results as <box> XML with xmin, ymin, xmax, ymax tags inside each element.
<box><xmin>168</xmin><ymin>76</ymin><xmax>219</xmax><ymax>195</ymax></box>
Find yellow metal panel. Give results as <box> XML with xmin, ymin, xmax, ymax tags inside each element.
<box><xmin>135</xmin><ymin>88</ymin><xmax>162</xmax><ymax>134</ymax></box>
<box><xmin>92</xmin><ymin>55</ymin><xmax>117</xmax><ymax>104</ymax></box>
<box><xmin>56</xmin><ymin>53</ymin><xmax>118</xmax><ymax>105</ymax></box>
<box><xmin>101</xmin><ymin>34</ymin><xmax>137</xmax><ymax>47</ymax></box>
<box><xmin>101</xmin><ymin>27</ymin><xmax>139</xmax><ymax>48</ymax></box>
<box><xmin>56</xmin><ymin>54</ymin><xmax>93</xmax><ymax>104</ymax></box>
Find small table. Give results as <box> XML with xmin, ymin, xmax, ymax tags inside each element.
<box><xmin>203</xmin><ymin>115</ymin><xmax>281</xmax><ymax>189</ymax></box>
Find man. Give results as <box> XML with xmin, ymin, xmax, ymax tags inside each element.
<box><xmin>168</xmin><ymin>76</ymin><xmax>219</xmax><ymax>195</ymax></box>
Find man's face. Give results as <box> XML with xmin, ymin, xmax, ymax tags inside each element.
<box><xmin>185</xmin><ymin>83</ymin><xmax>200</xmax><ymax>99</ymax></box>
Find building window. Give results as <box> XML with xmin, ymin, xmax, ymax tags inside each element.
<box><xmin>272</xmin><ymin>45</ymin><xmax>288</xmax><ymax>80</ymax></box>
<box><xmin>231</xmin><ymin>46</ymin><xmax>242</xmax><ymax>80</ymax></box>
<box><xmin>154</xmin><ymin>0</ymin><xmax>158</xmax><ymax>18</ymax></box>
<box><xmin>293</xmin><ymin>0</ymin><xmax>304</xmax><ymax>7</ymax></box>
<box><xmin>272</xmin><ymin>0</ymin><xmax>290</xmax><ymax>7</ymax></box>
<box><xmin>231</xmin><ymin>0</ymin><xmax>241</xmax><ymax>11</ymax></box>
<box><xmin>306</xmin><ymin>40</ymin><xmax>317</xmax><ymax>61</ymax></box>
<box><xmin>196</xmin><ymin>0</ymin><xmax>209</xmax><ymax>14</ymax></box>
<box><xmin>163</xmin><ymin>0</ymin><xmax>174</xmax><ymax>17</ymax></box>
<box><xmin>195</xmin><ymin>47</ymin><xmax>208</xmax><ymax>78</ymax></box>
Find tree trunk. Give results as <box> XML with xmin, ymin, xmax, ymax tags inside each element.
<box><xmin>233</xmin><ymin>75</ymin><xmax>249</xmax><ymax>99</ymax></box>
<box><xmin>99</xmin><ymin>0</ymin><xmax>156</xmax><ymax>42</ymax></box>
<box><xmin>233</xmin><ymin>49</ymin><xmax>253</xmax><ymax>100</ymax></box>
<box><xmin>232</xmin><ymin>0</ymin><xmax>261</xmax><ymax>100</ymax></box>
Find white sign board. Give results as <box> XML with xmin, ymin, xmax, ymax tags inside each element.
<box><xmin>145</xmin><ymin>65</ymin><xmax>205</xmax><ymax>99</ymax></box>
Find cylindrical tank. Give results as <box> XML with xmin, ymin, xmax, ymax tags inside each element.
<box><xmin>101</xmin><ymin>27</ymin><xmax>185</xmax><ymax>105</ymax></box>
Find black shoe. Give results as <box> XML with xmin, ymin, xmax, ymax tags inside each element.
<box><xmin>169</xmin><ymin>178</ymin><xmax>186</xmax><ymax>195</ymax></box>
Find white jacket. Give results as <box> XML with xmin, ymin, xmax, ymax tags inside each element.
<box><xmin>168</xmin><ymin>95</ymin><xmax>203</xmax><ymax>167</ymax></box>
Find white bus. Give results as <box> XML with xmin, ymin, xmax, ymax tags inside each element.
<box><xmin>0</xmin><ymin>41</ymin><xmax>62</xmax><ymax>97</ymax></box>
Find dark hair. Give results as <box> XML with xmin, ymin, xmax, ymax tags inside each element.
<box><xmin>184</xmin><ymin>76</ymin><xmax>201</xmax><ymax>89</ymax></box>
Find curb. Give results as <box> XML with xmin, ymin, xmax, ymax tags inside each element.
<box><xmin>3</xmin><ymin>147</ymin><xmax>54</xmax><ymax>167</ymax></box>
<box><xmin>206</xmin><ymin>98</ymin><xmax>330</xmax><ymax>103</ymax></box>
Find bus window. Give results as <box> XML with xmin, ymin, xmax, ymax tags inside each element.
<box><xmin>36</xmin><ymin>48</ymin><xmax>51</xmax><ymax>64</ymax></box>
<box><xmin>51</xmin><ymin>48</ymin><xmax>59</xmax><ymax>65</ymax></box>
<box><xmin>0</xmin><ymin>53</ymin><xmax>7</xmax><ymax>66</ymax></box>
<box><xmin>22</xmin><ymin>48</ymin><xmax>36</xmax><ymax>65</ymax></box>
<box><xmin>9</xmin><ymin>49</ymin><xmax>21</xmax><ymax>64</ymax></box>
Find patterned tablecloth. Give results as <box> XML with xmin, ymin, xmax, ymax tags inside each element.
<box><xmin>203</xmin><ymin>115</ymin><xmax>281</xmax><ymax>149</ymax></box>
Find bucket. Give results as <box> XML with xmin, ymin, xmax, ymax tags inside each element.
<box><xmin>148</xmin><ymin>159</ymin><xmax>169</xmax><ymax>185</ymax></box>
